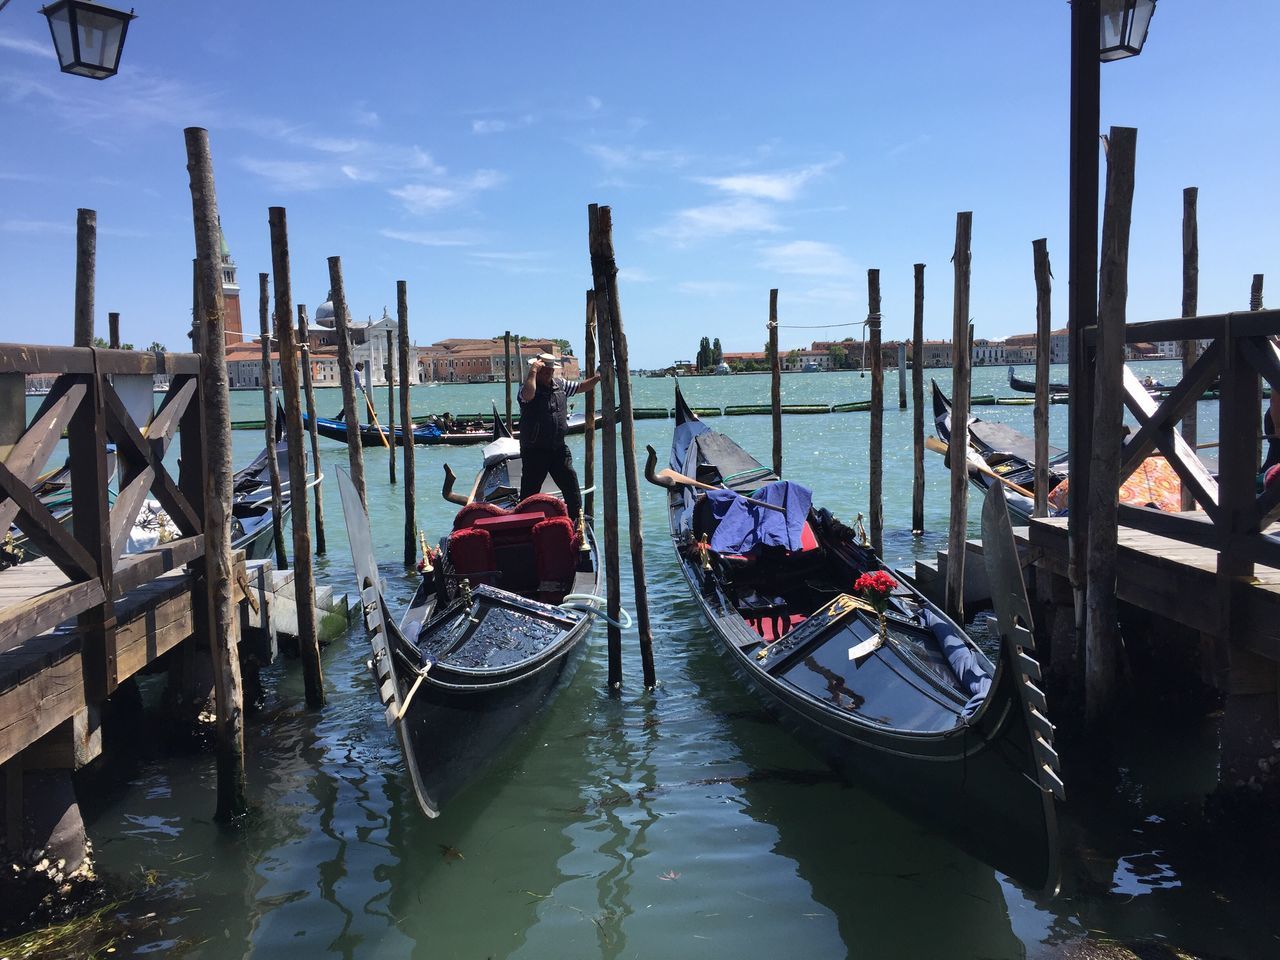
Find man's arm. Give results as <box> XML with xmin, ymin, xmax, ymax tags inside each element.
<box><xmin>575</xmin><ymin>371</ymin><xmax>601</xmax><ymax>393</ymax></box>
<box><xmin>518</xmin><ymin>359</ymin><xmax>541</xmax><ymax>402</ymax></box>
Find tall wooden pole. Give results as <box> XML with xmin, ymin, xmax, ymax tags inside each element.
<box><xmin>504</xmin><ymin>330</ymin><xmax>513</xmax><ymax>428</ymax></box>
<box><xmin>946</xmin><ymin>212</ymin><xmax>973</xmax><ymax>624</ymax></box>
<box><xmin>583</xmin><ymin>293</ymin><xmax>597</xmax><ymax>521</ymax></box>
<box><xmin>912</xmin><ymin>264</ymin><xmax>925</xmax><ymax>534</ymax></box>
<box><xmin>1250</xmin><ymin>274</ymin><xmax>1264</xmax><ymax>312</ymax></box>
<box><xmin>593</xmin><ymin>206</ymin><xmax>656</xmax><ymax>688</ymax></box>
<box><xmin>328</xmin><ymin>256</ymin><xmax>367</xmax><ymax>504</ymax></box>
<box><xmin>270</xmin><ymin>207</ymin><xmax>324</xmax><ymax>709</ymax></box>
<box><xmin>1085</xmin><ymin>127</ymin><xmax>1137</xmax><ymax>725</ymax></box>
<box><xmin>1180</xmin><ymin>187</ymin><xmax>1199</xmax><ymax>510</ymax></box>
<box><xmin>1032</xmin><ymin>239</ymin><xmax>1053</xmax><ymax>519</ymax></box>
<box><xmin>587</xmin><ymin>206</ymin><xmax>623</xmax><ymax>691</ymax></box>
<box><xmin>74</xmin><ymin>209</ymin><xmax>95</xmax><ymax>347</ymax></box>
<box><xmin>769</xmin><ymin>289</ymin><xmax>782</xmax><ymax>478</ymax></box>
<box><xmin>297</xmin><ymin>306</ymin><xmax>326</xmax><ymax>555</ymax></box>
<box><xmin>386</xmin><ymin>329</ymin><xmax>397</xmax><ymax>483</ymax></box>
<box><xmin>897</xmin><ymin>342</ymin><xmax>907</xmax><ymax>410</ymax></box>
<box><xmin>868</xmin><ymin>269</ymin><xmax>883</xmax><ymax>556</ymax></box>
<box><xmin>183</xmin><ymin>127</ymin><xmax>246</xmax><ymax>822</ymax></box>
<box><xmin>398</xmin><ymin>282</ymin><xmax>417</xmax><ymax>567</ymax></box>
<box><xmin>258</xmin><ymin>272</ymin><xmax>288</xmax><ymax>569</ymax></box>
<box><xmin>108</xmin><ymin>311</ymin><xmax>120</xmax><ymax>350</ymax></box>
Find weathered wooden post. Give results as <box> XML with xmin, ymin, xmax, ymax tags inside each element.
<box><xmin>1250</xmin><ymin>274</ymin><xmax>1264</xmax><ymax>311</ymax></box>
<box><xmin>912</xmin><ymin>264</ymin><xmax>925</xmax><ymax>534</ymax></box>
<box><xmin>1180</xmin><ymin>187</ymin><xmax>1199</xmax><ymax>510</ymax></box>
<box><xmin>108</xmin><ymin>311</ymin><xmax>120</xmax><ymax>350</ymax></box>
<box><xmin>386</xmin><ymin>329</ymin><xmax>397</xmax><ymax>484</ymax></box>
<box><xmin>258</xmin><ymin>273</ymin><xmax>288</xmax><ymax>568</ymax></box>
<box><xmin>74</xmin><ymin>209</ymin><xmax>95</xmax><ymax>348</ymax></box>
<box><xmin>504</xmin><ymin>330</ymin><xmax>513</xmax><ymax>428</ymax></box>
<box><xmin>897</xmin><ymin>342</ymin><xmax>907</xmax><ymax>410</ymax></box>
<box><xmin>398</xmin><ymin>281</ymin><xmax>416</xmax><ymax>566</ymax></box>
<box><xmin>593</xmin><ymin>206</ymin><xmax>656</xmax><ymax>687</ymax></box>
<box><xmin>769</xmin><ymin>289</ymin><xmax>782</xmax><ymax>477</ymax></box>
<box><xmin>583</xmin><ymin>292</ymin><xmax>597</xmax><ymax>521</ymax></box>
<box><xmin>297</xmin><ymin>305</ymin><xmax>326</xmax><ymax>555</ymax></box>
<box><xmin>1085</xmin><ymin>126</ymin><xmax>1137</xmax><ymax>724</ymax></box>
<box><xmin>1032</xmin><ymin>239</ymin><xmax>1053</xmax><ymax>519</ymax></box>
<box><xmin>183</xmin><ymin>128</ymin><xmax>247</xmax><ymax>821</ymax></box>
<box><xmin>328</xmin><ymin>256</ymin><xmax>367</xmax><ymax>504</ymax></box>
<box><xmin>587</xmin><ymin>206</ymin><xmax>623</xmax><ymax>690</ymax></box>
<box><xmin>269</xmin><ymin>207</ymin><xmax>324</xmax><ymax>709</ymax></box>
<box><xmin>868</xmin><ymin>269</ymin><xmax>883</xmax><ymax>556</ymax></box>
<box><xmin>946</xmin><ymin>212</ymin><xmax>973</xmax><ymax>623</ymax></box>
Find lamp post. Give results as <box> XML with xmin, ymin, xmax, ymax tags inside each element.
<box><xmin>40</xmin><ymin>0</ymin><xmax>135</xmax><ymax>79</ymax></box>
<box><xmin>1066</xmin><ymin>0</ymin><xmax>1155</xmax><ymax>643</ymax></box>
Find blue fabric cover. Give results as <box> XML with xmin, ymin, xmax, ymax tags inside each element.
<box><xmin>706</xmin><ymin>481</ymin><xmax>813</xmax><ymax>554</ymax></box>
<box><xmin>918</xmin><ymin>608</ymin><xmax>993</xmax><ymax>717</ymax></box>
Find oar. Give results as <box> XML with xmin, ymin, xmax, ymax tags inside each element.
<box><xmin>643</xmin><ymin>445</ymin><xmax>784</xmax><ymax>513</ymax></box>
<box><xmin>925</xmin><ymin>436</ymin><xmax>1035</xmax><ymax>500</ymax></box>
<box><xmin>361</xmin><ymin>387</ymin><xmax>392</xmax><ymax>449</ymax></box>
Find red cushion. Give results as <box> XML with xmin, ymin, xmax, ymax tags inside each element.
<box><xmin>532</xmin><ymin>516</ymin><xmax>577</xmax><ymax>585</ymax></box>
<box><xmin>748</xmin><ymin>613</ymin><xmax>806</xmax><ymax>642</ymax></box>
<box><xmin>514</xmin><ymin>493</ymin><xmax>569</xmax><ymax>521</ymax></box>
<box><xmin>799</xmin><ymin>521</ymin><xmax>819</xmax><ymax>552</ymax></box>
<box><xmin>447</xmin><ymin>526</ymin><xmax>496</xmax><ymax>583</ymax></box>
<box><xmin>453</xmin><ymin>501</ymin><xmax>507</xmax><ymax>531</ymax></box>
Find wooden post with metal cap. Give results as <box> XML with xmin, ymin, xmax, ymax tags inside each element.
<box><xmin>911</xmin><ymin>263</ymin><xmax>925</xmax><ymax>534</ymax></box>
<box><xmin>946</xmin><ymin>212</ymin><xmax>973</xmax><ymax>624</ymax></box>
<box><xmin>329</xmin><ymin>256</ymin><xmax>367</xmax><ymax>504</ymax></box>
<box><xmin>297</xmin><ymin>305</ymin><xmax>326</xmax><ymax>555</ymax></box>
<box><xmin>769</xmin><ymin>289</ymin><xmax>781</xmax><ymax>478</ymax></box>
<box><xmin>398</xmin><ymin>281</ymin><xmax>417</xmax><ymax>567</ymax></box>
<box><xmin>868</xmin><ymin>269</ymin><xmax>883</xmax><ymax>556</ymax></box>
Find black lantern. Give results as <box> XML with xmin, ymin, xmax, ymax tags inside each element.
<box><xmin>1099</xmin><ymin>0</ymin><xmax>1156</xmax><ymax>61</ymax></box>
<box><xmin>41</xmin><ymin>0</ymin><xmax>136</xmax><ymax>80</ymax></box>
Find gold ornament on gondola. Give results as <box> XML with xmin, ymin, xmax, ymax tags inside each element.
<box><xmin>418</xmin><ymin>529</ymin><xmax>434</xmax><ymax>574</ymax></box>
<box><xmin>577</xmin><ymin>508</ymin><xmax>590</xmax><ymax>552</ymax></box>
<box><xmin>698</xmin><ymin>533</ymin><xmax>712</xmax><ymax>572</ymax></box>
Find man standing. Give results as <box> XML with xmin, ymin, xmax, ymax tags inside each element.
<box><xmin>518</xmin><ymin>352</ymin><xmax>599</xmax><ymax>521</ymax></box>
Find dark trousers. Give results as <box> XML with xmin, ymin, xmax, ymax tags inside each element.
<box><xmin>520</xmin><ymin>444</ymin><xmax>582</xmax><ymax>521</ymax></box>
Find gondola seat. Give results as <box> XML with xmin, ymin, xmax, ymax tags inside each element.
<box><xmin>473</xmin><ymin>512</ymin><xmax>539</xmax><ymax>592</ymax></box>
<box><xmin>532</xmin><ymin>516</ymin><xmax>577</xmax><ymax>602</ymax></box>
<box><xmin>513</xmin><ymin>493</ymin><xmax>569</xmax><ymax>521</ymax></box>
<box><xmin>447</xmin><ymin>526</ymin><xmax>498</xmax><ymax>585</ymax></box>
<box><xmin>453</xmin><ymin>501</ymin><xmax>508</xmax><ymax>530</ymax></box>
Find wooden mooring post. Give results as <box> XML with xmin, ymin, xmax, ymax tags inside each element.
<box><xmin>867</xmin><ymin>269</ymin><xmax>883</xmax><ymax>556</ymax></box>
<box><xmin>583</xmin><ymin>292</ymin><xmax>597</xmax><ymax>521</ymax></box>
<box><xmin>297</xmin><ymin>305</ymin><xmax>326</xmax><ymax>555</ymax></box>
<box><xmin>897</xmin><ymin>343</ymin><xmax>907</xmax><ymax>410</ymax></box>
<box><xmin>592</xmin><ymin>206</ymin><xmax>656</xmax><ymax>688</ymax></box>
<box><xmin>108</xmin><ymin>311</ymin><xmax>120</xmax><ymax>350</ymax></box>
<box><xmin>769</xmin><ymin>289</ymin><xmax>782</xmax><ymax>478</ymax></box>
<box><xmin>946</xmin><ymin>212</ymin><xmax>973</xmax><ymax>624</ymax></box>
<box><xmin>183</xmin><ymin>127</ymin><xmax>247</xmax><ymax>821</ymax></box>
<box><xmin>1032</xmin><ymin>239</ymin><xmax>1052</xmax><ymax>519</ymax></box>
<box><xmin>259</xmin><ymin>273</ymin><xmax>288</xmax><ymax>569</ymax></box>
<box><xmin>386</xmin><ymin>329</ymin><xmax>396</xmax><ymax>484</ymax></box>
<box><xmin>329</xmin><ymin>256</ymin><xmax>367</xmax><ymax>504</ymax></box>
<box><xmin>504</xmin><ymin>330</ymin><xmax>513</xmax><ymax>428</ymax></box>
<box><xmin>398</xmin><ymin>281</ymin><xmax>417</xmax><ymax>566</ymax></box>
<box><xmin>270</xmin><ymin>207</ymin><xmax>324</xmax><ymax>709</ymax></box>
<box><xmin>1180</xmin><ymin>187</ymin><xmax>1199</xmax><ymax>511</ymax></box>
<box><xmin>588</xmin><ymin>205</ymin><xmax>624</xmax><ymax>691</ymax></box>
<box><xmin>912</xmin><ymin>264</ymin><xmax>925</xmax><ymax>534</ymax></box>
<box><xmin>1085</xmin><ymin>126</ymin><xmax>1137</xmax><ymax>724</ymax></box>
<box><xmin>74</xmin><ymin>209</ymin><xmax>95</xmax><ymax>349</ymax></box>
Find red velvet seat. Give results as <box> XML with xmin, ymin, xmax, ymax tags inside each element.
<box><xmin>532</xmin><ymin>517</ymin><xmax>577</xmax><ymax>601</ymax></box>
<box><xmin>453</xmin><ymin>501</ymin><xmax>508</xmax><ymax>531</ymax></box>
<box><xmin>447</xmin><ymin>526</ymin><xmax>497</xmax><ymax>585</ymax></box>
<box><xmin>514</xmin><ymin>493</ymin><xmax>569</xmax><ymax>521</ymax></box>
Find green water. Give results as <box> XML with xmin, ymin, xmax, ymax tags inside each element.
<box><xmin>60</xmin><ymin>363</ymin><xmax>1277</xmax><ymax>959</ymax></box>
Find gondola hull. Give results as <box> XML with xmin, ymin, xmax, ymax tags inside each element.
<box><xmin>659</xmin><ymin>383</ymin><xmax>1061</xmax><ymax>892</ymax></box>
<box><xmin>306</xmin><ymin>412</ymin><xmax>593</xmax><ymax>447</ymax></box>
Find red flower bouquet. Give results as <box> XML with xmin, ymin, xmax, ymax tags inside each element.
<box><xmin>854</xmin><ymin>570</ymin><xmax>898</xmax><ymax>640</ymax></box>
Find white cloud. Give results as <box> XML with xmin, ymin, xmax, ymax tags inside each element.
<box><xmin>2</xmin><ymin>219</ymin><xmax>73</xmax><ymax>235</ymax></box>
<box><xmin>390</xmin><ymin>184</ymin><xmax>462</xmax><ymax>213</ymax></box>
<box><xmin>472</xmin><ymin>119</ymin><xmax>509</xmax><ymax>134</ymax></box>
<box><xmin>352</xmin><ymin>102</ymin><xmax>380</xmax><ymax>127</ymax></box>
<box><xmin>677</xmin><ymin>280</ymin><xmax>741</xmax><ymax>296</ymax></box>
<box><xmin>618</xmin><ymin>267</ymin><xmax>656</xmax><ymax>283</ymax></box>
<box><xmin>759</xmin><ymin>240</ymin><xmax>855</xmax><ymax>277</ymax></box>
<box><xmin>789</xmin><ymin>285</ymin><xmax>861</xmax><ymax>304</ymax></box>
<box><xmin>697</xmin><ymin>159</ymin><xmax>840</xmax><ymax>201</ymax></box>
<box><xmin>652</xmin><ymin>199</ymin><xmax>781</xmax><ymax>244</ymax></box>
<box><xmin>380</xmin><ymin>229</ymin><xmax>478</xmax><ymax>247</ymax></box>
<box><xmin>586</xmin><ymin>96</ymin><xmax>603</xmax><ymax>112</ymax></box>
<box><xmin>0</xmin><ymin>33</ymin><xmax>56</xmax><ymax>60</ymax></box>
<box><xmin>585</xmin><ymin>143</ymin><xmax>689</xmax><ymax>171</ymax></box>
<box><xmin>238</xmin><ymin>157</ymin><xmax>332</xmax><ymax>192</ymax></box>
<box><xmin>467</xmin><ymin>251</ymin><xmax>551</xmax><ymax>275</ymax></box>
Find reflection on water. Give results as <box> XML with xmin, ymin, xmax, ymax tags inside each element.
<box><xmin>60</xmin><ymin>365</ymin><xmax>1274</xmax><ymax>958</ymax></box>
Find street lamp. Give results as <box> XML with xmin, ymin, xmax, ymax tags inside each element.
<box><xmin>40</xmin><ymin>0</ymin><xmax>136</xmax><ymax>79</ymax></box>
<box><xmin>1099</xmin><ymin>0</ymin><xmax>1156</xmax><ymax>61</ymax></box>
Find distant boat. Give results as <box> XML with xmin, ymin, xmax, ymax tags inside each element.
<box><xmin>802</xmin><ymin>362</ymin><xmax>819</xmax><ymax>373</ymax></box>
<box><xmin>713</xmin><ymin>362</ymin><xmax>732</xmax><ymax>375</ymax></box>
<box><xmin>1007</xmin><ymin>365</ymin><xmax>1069</xmax><ymax>394</ymax></box>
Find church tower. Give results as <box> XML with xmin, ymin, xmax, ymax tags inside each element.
<box><xmin>218</xmin><ymin>219</ymin><xmax>243</xmax><ymax>344</ymax></box>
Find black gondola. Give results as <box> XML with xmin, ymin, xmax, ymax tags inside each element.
<box><xmin>1007</xmin><ymin>365</ymin><xmax>1069</xmax><ymax>395</ymax></box>
<box><xmin>338</xmin><ymin>415</ymin><xmax>600</xmax><ymax>818</ymax></box>
<box><xmin>647</xmin><ymin>382</ymin><xmax>1063</xmax><ymax>893</ymax></box>
<box><xmin>933</xmin><ymin>380</ymin><xmax>1067</xmax><ymax>523</ymax></box>
<box><xmin>305</xmin><ymin>408</ymin><xmax>591</xmax><ymax>448</ymax></box>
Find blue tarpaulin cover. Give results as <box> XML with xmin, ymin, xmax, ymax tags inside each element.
<box><xmin>706</xmin><ymin>480</ymin><xmax>813</xmax><ymax>554</ymax></box>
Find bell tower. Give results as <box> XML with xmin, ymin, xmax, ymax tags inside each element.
<box><xmin>218</xmin><ymin>219</ymin><xmax>243</xmax><ymax>344</ymax></box>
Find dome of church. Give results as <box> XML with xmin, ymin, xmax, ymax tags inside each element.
<box><xmin>315</xmin><ymin>298</ymin><xmax>336</xmax><ymax>328</ymax></box>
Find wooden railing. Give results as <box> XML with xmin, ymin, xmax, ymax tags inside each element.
<box><xmin>1083</xmin><ymin>308</ymin><xmax>1280</xmax><ymax>576</ymax></box>
<box><xmin>0</xmin><ymin>344</ymin><xmax>205</xmax><ymax>698</ymax></box>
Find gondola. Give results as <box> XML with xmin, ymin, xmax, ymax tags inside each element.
<box><xmin>338</xmin><ymin>414</ymin><xmax>601</xmax><ymax>818</ymax></box>
<box><xmin>933</xmin><ymin>381</ymin><xmax>1067</xmax><ymax>523</ymax></box>
<box><xmin>1007</xmin><ymin>365</ymin><xmax>1069</xmax><ymax>395</ymax></box>
<box><xmin>306</xmin><ymin>409</ymin><xmax>591</xmax><ymax>447</ymax></box>
<box><xmin>646</xmin><ymin>382</ymin><xmax>1062</xmax><ymax>892</ymax></box>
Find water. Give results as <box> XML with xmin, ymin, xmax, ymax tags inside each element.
<box><xmin>47</xmin><ymin>362</ymin><xmax>1276</xmax><ymax>959</ymax></box>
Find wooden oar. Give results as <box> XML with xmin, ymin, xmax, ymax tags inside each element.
<box><xmin>642</xmin><ymin>445</ymin><xmax>784</xmax><ymax>512</ymax></box>
<box><xmin>925</xmin><ymin>436</ymin><xmax>1035</xmax><ymax>500</ymax></box>
<box><xmin>361</xmin><ymin>387</ymin><xmax>392</xmax><ymax>449</ymax></box>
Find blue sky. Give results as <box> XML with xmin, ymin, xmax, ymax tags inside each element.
<box><xmin>2</xmin><ymin>1</ymin><xmax>1278</xmax><ymax>367</ymax></box>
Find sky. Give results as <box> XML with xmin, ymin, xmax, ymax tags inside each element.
<box><xmin>2</xmin><ymin>1</ymin><xmax>1278</xmax><ymax>368</ymax></box>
